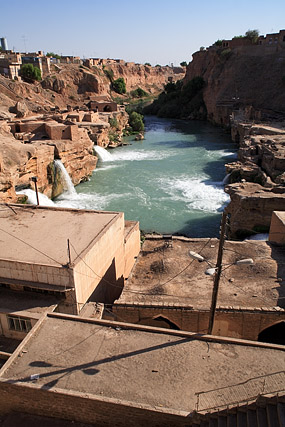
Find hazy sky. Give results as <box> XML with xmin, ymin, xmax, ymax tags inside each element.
<box><xmin>1</xmin><ymin>0</ymin><xmax>285</xmax><ymax>65</ymax></box>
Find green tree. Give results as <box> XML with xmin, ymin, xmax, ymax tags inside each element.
<box><xmin>213</xmin><ymin>40</ymin><xmax>223</xmax><ymax>46</ymax></box>
<box><xmin>180</xmin><ymin>61</ymin><xmax>187</xmax><ymax>66</ymax></box>
<box><xmin>46</xmin><ymin>52</ymin><xmax>61</xmax><ymax>59</ymax></box>
<box><xmin>144</xmin><ymin>62</ymin><xmax>151</xmax><ymax>66</ymax></box>
<box><xmin>245</xmin><ymin>29</ymin><xmax>260</xmax><ymax>43</ymax></box>
<box><xmin>129</xmin><ymin>111</ymin><xmax>144</xmax><ymax>132</ymax></box>
<box><xmin>20</xmin><ymin>64</ymin><xmax>42</xmax><ymax>82</ymax></box>
<box><xmin>112</xmin><ymin>77</ymin><xmax>126</xmax><ymax>94</ymax></box>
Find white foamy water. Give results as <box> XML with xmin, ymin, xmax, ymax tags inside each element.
<box><xmin>206</xmin><ymin>149</ymin><xmax>237</xmax><ymax>160</ymax></box>
<box><xmin>54</xmin><ymin>191</ymin><xmax>127</xmax><ymax>211</ymax></box>
<box><xmin>94</xmin><ymin>146</ymin><xmax>112</xmax><ymax>161</ymax></box>
<box><xmin>95</xmin><ymin>147</ymin><xmax>174</xmax><ymax>162</ymax></box>
<box><xmin>54</xmin><ymin>160</ymin><xmax>77</xmax><ymax>196</ymax></box>
<box><xmin>17</xmin><ymin>189</ymin><xmax>55</xmax><ymax>206</ymax></box>
<box><xmin>158</xmin><ymin>176</ymin><xmax>230</xmax><ymax>213</ymax></box>
<box><xmin>245</xmin><ymin>233</ymin><xmax>269</xmax><ymax>241</ymax></box>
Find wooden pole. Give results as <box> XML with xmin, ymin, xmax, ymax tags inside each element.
<box><xmin>207</xmin><ymin>211</ymin><xmax>227</xmax><ymax>335</ymax></box>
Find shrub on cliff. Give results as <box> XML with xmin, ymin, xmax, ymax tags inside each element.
<box><xmin>20</xmin><ymin>64</ymin><xmax>42</xmax><ymax>82</ymax></box>
<box><xmin>129</xmin><ymin>111</ymin><xmax>144</xmax><ymax>132</ymax></box>
<box><xmin>113</xmin><ymin>77</ymin><xmax>126</xmax><ymax>94</ymax></box>
<box><xmin>104</xmin><ymin>68</ymin><xmax>114</xmax><ymax>82</ymax></box>
<box><xmin>180</xmin><ymin>61</ymin><xmax>187</xmax><ymax>66</ymax></box>
<box><xmin>130</xmin><ymin>87</ymin><xmax>148</xmax><ymax>98</ymax></box>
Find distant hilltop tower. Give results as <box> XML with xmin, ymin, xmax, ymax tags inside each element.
<box><xmin>0</xmin><ymin>37</ymin><xmax>8</xmax><ymax>51</ymax></box>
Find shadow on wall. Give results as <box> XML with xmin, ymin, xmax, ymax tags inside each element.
<box><xmin>88</xmin><ymin>258</ymin><xmax>124</xmax><ymax>304</ymax></box>
<box><xmin>267</xmin><ymin>242</ymin><xmax>285</xmax><ymax>309</ymax></box>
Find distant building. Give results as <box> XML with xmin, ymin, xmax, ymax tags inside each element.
<box><xmin>0</xmin><ymin>37</ymin><xmax>8</xmax><ymax>51</ymax></box>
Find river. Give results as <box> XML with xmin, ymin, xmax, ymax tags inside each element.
<box><xmin>55</xmin><ymin>116</ymin><xmax>237</xmax><ymax>237</ymax></box>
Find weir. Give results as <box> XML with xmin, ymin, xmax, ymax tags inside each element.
<box><xmin>54</xmin><ymin>160</ymin><xmax>77</xmax><ymax>196</ymax></box>
<box><xmin>94</xmin><ymin>145</ymin><xmax>112</xmax><ymax>161</ymax></box>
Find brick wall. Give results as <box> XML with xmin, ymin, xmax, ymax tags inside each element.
<box><xmin>0</xmin><ymin>381</ymin><xmax>187</xmax><ymax>427</ymax></box>
<box><xmin>112</xmin><ymin>304</ymin><xmax>285</xmax><ymax>341</ymax></box>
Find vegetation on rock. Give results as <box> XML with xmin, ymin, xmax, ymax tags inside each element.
<box><xmin>128</xmin><ymin>111</ymin><xmax>144</xmax><ymax>132</ymax></box>
<box><xmin>180</xmin><ymin>61</ymin><xmax>187</xmax><ymax>66</ymax></box>
<box><xmin>20</xmin><ymin>64</ymin><xmax>42</xmax><ymax>82</ymax></box>
<box><xmin>143</xmin><ymin>76</ymin><xmax>206</xmax><ymax>119</ymax></box>
<box><xmin>130</xmin><ymin>87</ymin><xmax>148</xmax><ymax>98</ymax></box>
<box><xmin>113</xmin><ymin>77</ymin><xmax>126</xmax><ymax>94</ymax></box>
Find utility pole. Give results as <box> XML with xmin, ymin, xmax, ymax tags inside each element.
<box><xmin>207</xmin><ymin>211</ymin><xmax>227</xmax><ymax>335</ymax></box>
<box><xmin>31</xmin><ymin>177</ymin><xmax>39</xmax><ymax>206</ymax></box>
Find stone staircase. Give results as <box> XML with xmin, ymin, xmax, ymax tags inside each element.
<box><xmin>191</xmin><ymin>393</ymin><xmax>285</xmax><ymax>427</ymax></box>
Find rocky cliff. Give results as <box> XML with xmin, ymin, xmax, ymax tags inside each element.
<box><xmin>184</xmin><ymin>46</ymin><xmax>285</xmax><ymax>125</ymax></box>
<box><xmin>224</xmin><ymin>122</ymin><xmax>285</xmax><ymax>238</ymax></box>
<box><xmin>103</xmin><ymin>63</ymin><xmax>185</xmax><ymax>93</ymax></box>
<box><xmin>0</xmin><ymin>118</ymin><xmax>96</xmax><ymax>202</ymax></box>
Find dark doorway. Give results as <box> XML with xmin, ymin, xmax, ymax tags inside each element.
<box><xmin>103</xmin><ymin>105</ymin><xmax>111</xmax><ymax>112</ymax></box>
<box><xmin>258</xmin><ymin>321</ymin><xmax>285</xmax><ymax>345</ymax></box>
<box><xmin>139</xmin><ymin>316</ymin><xmax>180</xmax><ymax>330</ymax></box>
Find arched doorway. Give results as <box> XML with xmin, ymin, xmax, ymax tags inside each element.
<box><xmin>138</xmin><ymin>316</ymin><xmax>180</xmax><ymax>330</ymax></box>
<box><xmin>258</xmin><ymin>321</ymin><xmax>285</xmax><ymax>345</ymax></box>
<box><xmin>103</xmin><ymin>105</ymin><xmax>111</xmax><ymax>112</ymax></box>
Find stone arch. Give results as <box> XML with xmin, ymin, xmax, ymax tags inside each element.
<box><xmin>138</xmin><ymin>315</ymin><xmax>180</xmax><ymax>330</ymax></box>
<box><xmin>103</xmin><ymin>105</ymin><xmax>111</xmax><ymax>112</ymax></box>
<box><xmin>258</xmin><ymin>321</ymin><xmax>285</xmax><ymax>345</ymax></box>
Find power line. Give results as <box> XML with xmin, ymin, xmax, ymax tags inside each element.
<box><xmin>0</xmin><ymin>227</ymin><xmax>63</xmax><ymax>266</ymax></box>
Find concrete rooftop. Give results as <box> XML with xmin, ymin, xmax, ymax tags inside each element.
<box><xmin>1</xmin><ymin>314</ymin><xmax>284</xmax><ymax>414</ymax></box>
<box><xmin>0</xmin><ymin>288</ymin><xmax>58</xmax><ymax>316</ymax></box>
<box><xmin>119</xmin><ymin>237</ymin><xmax>285</xmax><ymax>309</ymax></box>
<box><xmin>0</xmin><ymin>204</ymin><xmax>121</xmax><ymax>267</ymax></box>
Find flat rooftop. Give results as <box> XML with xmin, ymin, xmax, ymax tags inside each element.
<box><xmin>1</xmin><ymin>314</ymin><xmax>284</xmax><ymax>413</ymax></box>
<box><xmin>118</xmin><ymin>237</ymin><xmax>285</xmax><ymax>309</ymax></box>
<box><xmin>0</xmin><ymin>205</ymin><xmax>121</xmax><ymax>266</ymax></box>
<box><xmin>0</xmin><ymin>288</ymin><xmax>58</xmax><ymax>316</ymax></box>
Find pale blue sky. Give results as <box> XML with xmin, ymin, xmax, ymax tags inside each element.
<box><xmin>1</xmin><ymin>0</ymin><xmax>285</xmax><ymax>65</ymax></box>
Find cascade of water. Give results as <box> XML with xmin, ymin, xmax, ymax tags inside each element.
<box><xmin>222</xmin><ymin>173</ymin><xmax>231</xmax><ymax>185</ymax></box>
<box><xmin>17</xmin><ymin>189</ymin><xmax>55</xmax><ymax>206</ymax></box>
<box><xmin>54</xmin><ymin>160</ymin><xmax>77</xmax><ymax>196</ymax></box>
<box><xmin>94</xmin><ymin>145</ymin><xmax>112</xmax><ymax>161</ymax></box>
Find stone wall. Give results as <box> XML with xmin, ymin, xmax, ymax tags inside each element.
<box><xmin>111</xmin><ymin>304</ymin><xmax>285</xmax><ymax>341</ymax></box>
<box><xmin>0</xmin><ymin>381</ymin><xmax>187</xmax><ymax>427</ymax></box>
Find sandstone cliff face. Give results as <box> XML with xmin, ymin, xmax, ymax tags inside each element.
<box><xmin>105</xmin><ymin>63</ymin><xmax>185</xmax><ymax>93</ymax></box>
<box><xmin>225</xmin><ymin>183</ymin><xmax>285</xmax><ymax>238</ymax></box>
<box><xmin>185</xmin><ymin>47</ymin><xmax>285</xmax><ymax>125</ymax></box>
<box><xmin>224</xmin><ymin>121</ymin><xmax>285</xmax><ymax>238</ymax></box>
<box><xmin>0</xmin><ymin>120</ymin><xmax>97</xmax><ymax>202</ymax></box>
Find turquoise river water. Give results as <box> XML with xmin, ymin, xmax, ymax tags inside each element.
<box><xmin>55</xmin><ymin>116</ymin><xmax>237</xmax><ymax>237</ymax></box>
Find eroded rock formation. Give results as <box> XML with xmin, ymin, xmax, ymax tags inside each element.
<box><xmin>225</xmin><ymin>121</ymin><xmax>285</xmax><ymax>238</ymax></box>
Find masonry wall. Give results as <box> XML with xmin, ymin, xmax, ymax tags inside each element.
<box><xmin>73</xmin><ymin>213</ymin><xmax>125</xmax><ymax>311</ymax></box>
<box><xmin>0</xmin><ymin>381</ymin><xmax>187</xmax><ymax>427</ymax></box>
<box><xmin>112</xmin><ymin>304</ymin><xmax>285</xmax><ymax>341</ymax></box>
<box><xmin>269</xmin><ymin>211</ymin><xmax>285</xmax><ymax>244</ymax></box>
<box><xmin>0</xmin><ymin>312</ymin><xmax>38</xmax><ymax>340</ymax></box>
<box><xmin>0</xmin><ymin>259</ymin><xmax>73</xmax><ymax>290</ymax></box>
<box><xmin>124</xmin><ymin>222</ymin><xmax>140</xmax><ymax>279</ymax></box>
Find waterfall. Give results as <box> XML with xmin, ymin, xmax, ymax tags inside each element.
<box><xmin>17</xmin><ymin>189</ymin><xmax>55</xmax><ymax>206</ymax></box>
<box><xmin>222</xmin><ymin>173</ymin><xmax>231</xmax><ymax>185</ymax></box>
<box><xmin>54</xmin><ymin>160</ymin><xmax>77</xmax><ymax>196</ymax></box>
<box><xmin>94</xmin><ymin>145</ymin><xmax>112</xmax><ymax>161</ymax></box>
